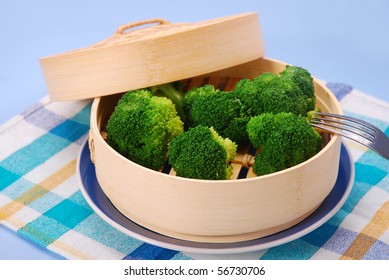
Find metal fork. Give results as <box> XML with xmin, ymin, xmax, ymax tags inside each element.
<box><xmin>310</xmin><ymin>112</ymin><xmax>389</xmax><ymax>160</ymax></box>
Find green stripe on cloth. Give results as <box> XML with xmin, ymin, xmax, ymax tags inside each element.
<box><xmin>18</xmin><ymin>215</ymin><xmax>71</xmax><ymax>247</ymax></box>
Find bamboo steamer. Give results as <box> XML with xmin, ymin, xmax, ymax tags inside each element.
<box><xmin>40</xmin><ymin>13</ymin><xmax>343</xmax><ymax>243</ymax></box>
<box><xmin>88</xmin><ymin>57</ymin><xmax>342</xmax><ymax>243</ymax></box>
<box><xmin>40</xmin><ymin>13</ymin><xmax>264</xmax><ymax>101</ymax></box>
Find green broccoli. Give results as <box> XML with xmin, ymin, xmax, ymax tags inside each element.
<box><xmin>150</xmin><ymin>83</ymin><xmax>186</xmax><ymax>122</ymax></box>
<box><xmin>168</xmin><ymin>125</ymin><xmax>237</xmax><ymax>180</ymax></box>
<box><xmin>280</xmin><ymin>64</ymin><xmax>315</xmax><ymax>100</ymax></box>
<box><xmin>233</xmin><ymin>65</ymin><xmax>316</xmax><ymax>117</ymax></box>
<box><xmin>233</xmin><ymin>72</ymin><xmax>278</xmax><ymax>117</ymax></box>
<box><xmin>182</xmin><ymin>84</ymin><xmax>249</xmax><ymax>145</ymax></box>
<box><xmin>105</xmin><ymin>65</ymin><xmax>320</xmax><ymax>178</ymax></box>
<box><xmin>221</xmin><ymin>117</ymin><xmax>250</xmax><ymax>147</ymax></box>
<box><xmin>106</xmin><ymin>89</ymin><xmax>184</xmax><ymax>170</ymax></box>
<box><xmin>180</xmin><ymin>65</ymin><xmax>315</xmax><ymax>146</ymax></box>
<box><xmin>246</xmin><ymin>112</ymin><xmax>322</xmax><ymax>176</ymax></box>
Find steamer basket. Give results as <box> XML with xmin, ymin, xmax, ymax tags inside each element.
<box><xmin>40</xmin><ymin>13</ymin><xmax>264</xmax><ymax>101</ymax></box>
<box><xmin>89</xmin><ymin>57</ymin><xmax>343</xmax><ymax>243</ymax></box>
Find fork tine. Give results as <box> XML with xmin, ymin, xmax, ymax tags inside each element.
<box><xmin>312</xmin><ymin>111</ymin><xmax>379</xmax><ymax>143</ymax></box>
<box><xmin>312</xmin><ymin>115</ymin><xmax>376</xmax><ymax>139</ymax></box>
<box><xmin>311</xmin><ymin>112</ymin><xmax>377</xmax><ymax>143</ymax></box>
<box><xmin>310</xmin><ymin>122</ymin><xmax>375</xmax><ymax>147</ymax></box>
<box><xmin>314</xmin><ymin>112</ymin><xmax>378</xmax><ymax>134</ymax></box>
<box><xmin>311</xmin><ymin>112</ymin><xmax>389</xmax><ymax>160</ymax></box>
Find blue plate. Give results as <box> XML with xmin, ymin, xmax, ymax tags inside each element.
<box><xmin>77</xmin><ymin>140</ymin><xmax>354</xmax><ymax>254</ymax></box>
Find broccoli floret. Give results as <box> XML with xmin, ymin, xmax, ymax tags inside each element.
<box><xmin>234</xmin><ymin>72</ymin><xmax>278</xmax><ymax>117</ymax></box>
<box><xmin>280</xmin><ymin>65</ymin><xmax>315</xmax><ymax>99</ymax></box>
<box><xmin>247</xmin><ymin>112</ymin><xmax>322</xmax><ymax>176</ymax></box>
<box><xmin>222</xmin><ymin>117</ymin><xmax>251</xmax><ymax>146</ymax></box>
<box><xmin>233</xmin><ymin>66</ymin><xmax>316</xmax><ymax>117</ymax></box>
<box><xmin>182</xmin><ymin>84</ymin><xmax>217</xmax><ymax>127</ymax></box>
<box><xmin>182</xmin><ymin>85</ymin><xmax>248</xmax><ymax>145</ymax></box>
<box><xmin>106</xmin><ymin>89</ymin><xmax>184</xmax><ymax>170</ymax></box>
<box><xmin>168</xmin><ymin>125</ymin><xmax>237</xmax><ymax>180</ymax></box>
<box><xmin>150</xmin><ymin>83</ymin><xmax>186</xmax><ymax>122</ymax></box>
<box><xmin>306</xmin><ymin>108</ymin><xmax>321</xmax><ymax>122</ymax></box>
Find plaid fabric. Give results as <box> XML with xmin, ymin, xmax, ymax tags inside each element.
<box><xmin>1</xmin><ymin>83</ymin><xmax>389</xmax><ymax>260</ymax></box>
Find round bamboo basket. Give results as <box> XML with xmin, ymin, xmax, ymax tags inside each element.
<box><xmin>40</xmin><ymin>13</ymin><xmax>264</xmax><ymax>101</ymax></box>
<box><xmin>89</xmin><ymin>57</ymin><xmax>343</xmax><ymax>243</ymax></box>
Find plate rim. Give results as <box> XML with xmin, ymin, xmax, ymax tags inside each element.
<box><xmin>76</xmin><ymin>139</ymin><xmax>354</xmax><ymax>254</ymax></box>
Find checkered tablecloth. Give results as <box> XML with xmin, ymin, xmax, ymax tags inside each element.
<box><xmin>1</xmin><ymin>83</ymin><xmax>389</xmax><ymax>260</ymax></box>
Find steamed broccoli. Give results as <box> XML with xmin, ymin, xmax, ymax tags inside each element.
<box><xmin>180</xmin><ymin>65</ymin><xmax>315</xmax><ymax>146</ymax></box>
<box><xmin>280</xmin><ymin>64</ymin><xmax>315</xmax><ymax>101</ymax></box>
<box><xmin>233</xmin><ymin>72</ymin><xmax>277</xmax><ymax>117</ymax></box>
<box><xmin>150</xmin><ymin>83</ymin><xmax>186</xmax><ymax>122</ymax></box>
<box><xmin>106</xmin><ymin>89</ymin><xmax>184</xmax><ymax>170</ymax></box>
<box><xmin>246</xmin><ymin>112</ymin><xmax>322</xmax><ymax>176</ymax></box>
<box><xmin>221</xmin><ymin>117</ymin><xmax>250</xmax><ymax>147</ymax></box>
<box><xmin>182</xmin><ymin>84</ymin><xmax>249</xmax><ymax>145</ymax></box>
<box><xmin>106</xmin><ymin>65</ymin><xmax>321</xmax><ymax>178</ymax></box>
<box><xmin>168</xmin><ymin>125</ymin><xmax>237</xmax><ymax>180</ymax></box>
<box><xmin>233</xmin><ymin>65</ymin><xmax>316</xmax><ymax>117</ymax></box>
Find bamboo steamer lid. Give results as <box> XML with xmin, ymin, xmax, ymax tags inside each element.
<box><xmin>40</xmin><ymin>12</ymin><xmax>265</xmax><ymax>101</ymax></box>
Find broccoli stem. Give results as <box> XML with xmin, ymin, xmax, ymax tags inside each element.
<box><xmin>152</xmin><ymin>83</ymin><xmax>187</xmax><ymax>123</ymax></box>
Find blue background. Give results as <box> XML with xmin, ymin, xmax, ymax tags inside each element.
<box><xmin>1</xmin><ymin>0</ymin><xmax>388</xmax><ymax>259</ymax></box>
